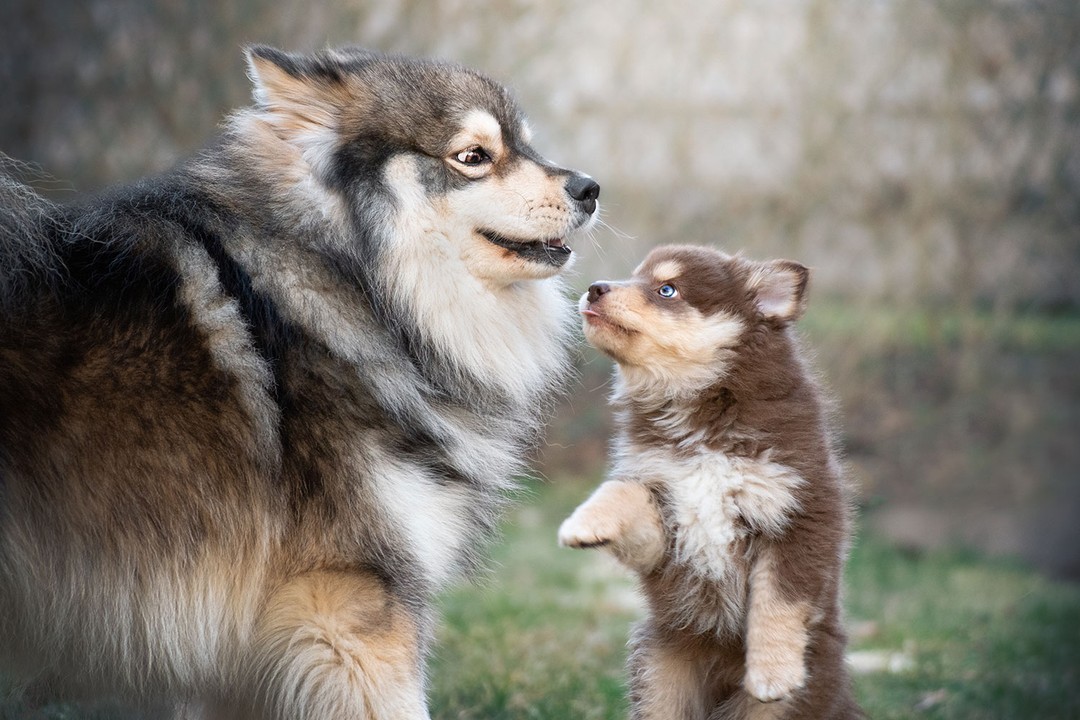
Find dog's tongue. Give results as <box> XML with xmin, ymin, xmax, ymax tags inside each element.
<box><xmin>547</xmin><ymin>238</ymin><xmax>564</xmax><ymax>248</ymax></box>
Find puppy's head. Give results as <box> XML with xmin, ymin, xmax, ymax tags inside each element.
<box><xmin>580</xmin><ymin>245</ymin><xmax>808</xmax><ymax>389</ymax></box>
<box><xmin>243</xmin><ymin>46</ymin><xmax>598</xmax><ymax>285</ymax></box>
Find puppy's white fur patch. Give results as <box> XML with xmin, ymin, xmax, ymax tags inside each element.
<box><xmin>614</xmin><ymin>448</ymin><xmax>804</xmax><ymax>583</ymax></box>
<box><xmin>650</xmin><ymin>260</ymin><xmax>683</xmax><ymax>282</ymax></box>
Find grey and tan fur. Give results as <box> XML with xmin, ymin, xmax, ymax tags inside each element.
<box><xmin>559</xmin><ymin>245</ymin><xmax>862</xmax><ymax>719</ymax></box>
<box><xmin>0</xmin><ymin>46</ymin><xmax>599</xmax><ymax>719</ymax></box>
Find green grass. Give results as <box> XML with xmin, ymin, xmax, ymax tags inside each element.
<box><xmin>432</xmin><ymin>480</ymin><xmax>1080</xmax><ymax>720</ymax></box>
<box><xmin>5</xmin><ymin>480</ymin><xmax>1080</xmax><ymax>719</ymax></box>
<box><xmin>844</xmin><ymin>534</ymin><xmax>1080</xmax><ymax>719</ymax></box>
<box><xmin>801</xmin><ymin>300</ymin><xmax>1080</xmax><ymax>353</ymax></box>
<box><xmin>430</xmin><ymin>483</ymin><xmax>635</xmax><ymax>720</ymax></box>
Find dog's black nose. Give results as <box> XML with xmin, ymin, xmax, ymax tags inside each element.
<box><xmin>566</xmin><ymin>174</ymin><xmax>600</xmax><ymax>213</ymax></box>
<box><xmin>587</xmin><ymin>282</ymin><xmax>610</xmax><ymax>304</ymax></box>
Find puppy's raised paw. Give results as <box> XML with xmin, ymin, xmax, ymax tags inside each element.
<box><xmin>558</xmin><ymin>480</ymin><xmax>667</xmax><ymax>574</ymax></box>
<box><xmin>557</xmin><ymin>508</ymin><xmax>620</xmax><ymax>549</ymax></box>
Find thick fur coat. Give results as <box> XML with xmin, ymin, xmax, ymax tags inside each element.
<box><xmin>0</xmin><ymin>46</ymin><xmax>598</xmax><ymax>719</ymax></box>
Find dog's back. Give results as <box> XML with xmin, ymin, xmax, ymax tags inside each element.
<box><xmin>0</xmin><ymin>160</ymin><xmax>64</xmax><ymax>311</ymax></box>
<box><xmin>0</xmin><ymin>166</ymin><xmax>280</xmax><ymax>702</ymax></box>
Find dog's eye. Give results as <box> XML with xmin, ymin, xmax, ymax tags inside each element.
<box><xmin>455</xmin><ymin>147</ymin><xmax>491</xmax><ymax>166</ymax></box>
<box><xmin>658</xmin><ymin>283</ymin><xmax>678</xmax><ymax>299</ymax></box>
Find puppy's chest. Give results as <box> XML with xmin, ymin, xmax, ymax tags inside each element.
<box><xmin>620</xmin><ymin>447</ymin><xmax>805</xmax><ymax>582</ymax></box>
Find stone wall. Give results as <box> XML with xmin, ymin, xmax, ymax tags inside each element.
<box><xmin>2</xmin><ymin>0</ymin><xmax>1077</xmax><ymax>305</ymax></box>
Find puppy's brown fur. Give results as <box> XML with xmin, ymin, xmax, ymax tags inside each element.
<box><xmin>560</xmin><ymin>245</ymin><xmax>862</xmax><ymax>719</ymax></box>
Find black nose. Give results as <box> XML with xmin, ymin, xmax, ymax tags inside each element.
<box><xmin>587</xmin><ymin>282</ymin><xmax>610</xmax><ymax>304</ymax></box>
<box><xmin>566</xmin><ymin>174</ymin><xmax>600</xmax><ymax>214</ymax></box>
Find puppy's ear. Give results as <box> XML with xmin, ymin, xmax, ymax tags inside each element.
<box><xmin>244</xmin><ymin>46</ymin><xmax>349</xmax><ymax>132</ymax></box>
<box><xmin>748</xmin><ymin>259</ymin><xmax>809</xmax><ymax>324</ymax></box>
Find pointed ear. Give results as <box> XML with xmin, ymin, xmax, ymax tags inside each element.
<box><xmin>244</xmin><ymin>45</ymin><xmax>347</xmax><ymax>132</ymax></box>
<box><xmin>748</xmin><ymin>259</ymin><xmax>809</xmax><ymax>323</ymax></box>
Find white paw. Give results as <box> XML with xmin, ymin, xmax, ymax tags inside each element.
<box><xmin>744</xmin><ymin>659</ymin><xmax>805</xmax><ymax>703</ymax></box>
<box><xmin>557</xmin><ymin>511</ymin><xmax>619</xmax><ymax>549</ymax></box>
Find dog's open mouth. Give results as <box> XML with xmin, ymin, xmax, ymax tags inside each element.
<box><xmin>480</xmin><ymin>230</ymin><xmax>573</xmax><ymax>267</ymax></box>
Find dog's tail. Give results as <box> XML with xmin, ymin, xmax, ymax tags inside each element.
<box><xmin>0</xmin><ymin>154</ymin><xmax>63</xmax><ymax>311</ymax></box>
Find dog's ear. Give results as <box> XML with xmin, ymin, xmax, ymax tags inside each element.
<box><xmin>748</xmin><ymin>259</ymin><xmax>809</xmax><ymax>324</ymax></box>
<box><xmin>244</xmin><ymin>46</ymin><xmax>349</xmax><ymax>132</ymax></box>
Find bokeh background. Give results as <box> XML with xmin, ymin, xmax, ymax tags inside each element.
<box><xmin>4</xmin><ymin>0</ymin><xmax>1075</xmax><ymax>575</ymax></box>
<box><xmin>1</xmin><ymin>0</ymin><xmax>1078</xmax><ymax>717</ymax></box>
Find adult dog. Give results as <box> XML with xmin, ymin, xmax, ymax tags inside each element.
<box><xmin>0</xmin><ymin>46</ymin><xmax>598</xmax><ymax>719</ymax></box>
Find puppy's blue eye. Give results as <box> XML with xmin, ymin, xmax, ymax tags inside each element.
<box><xmin>658</xmin><ymin>284</ymin><xmax>677</xmax><ymax>298</ymax></box>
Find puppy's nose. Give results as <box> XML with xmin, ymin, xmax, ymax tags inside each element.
<box><xmin>566</xmin><ymin>174</ymin><xmax>600</xmax><ymax>214</ymax></box>
<box><xmin>587</xmin><ymin>282</ymin><xmax>611</xmax><ymax>304</ymax></box>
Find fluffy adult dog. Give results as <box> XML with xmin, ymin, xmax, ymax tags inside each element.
<box><xmin>0</xmin><ymin>46</ymin><xmax>598</xmax><ymax>719</ymax></box>
<box><xmin>558</xmin><ymin>246</ymin><xmax>862</xmax><ymax>719</ymax></box>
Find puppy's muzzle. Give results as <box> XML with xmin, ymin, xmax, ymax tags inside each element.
<box><xmin>587</xmin><ymin>282</ymin><xmax>611</xmax><ymax>304</ymax></box>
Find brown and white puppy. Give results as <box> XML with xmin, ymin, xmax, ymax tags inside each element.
<box><xmin>559</xmin><ymin>245</ymin><xmax>863</xmax><ymax>720</ymax></box>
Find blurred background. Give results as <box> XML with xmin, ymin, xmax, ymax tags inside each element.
<box><xmin>5</xmin><ymin>0</ymin><xmax>1074</xmax><ymax>576</ymax></box>
<box><xmin>1</xmin><ymin>0</ymin><xmax>1078</xmax><ymax>716</ymax></box>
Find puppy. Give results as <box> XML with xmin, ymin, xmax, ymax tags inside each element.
<box><xmin>559</xmin><ymin>245</ymin><xmax>863</xmax><ymax>719</ymax></box>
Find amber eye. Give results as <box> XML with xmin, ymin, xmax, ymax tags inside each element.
<box><xmin>455</xmin><ymin>147</ymin><xmax>491</xmax><ymax>166</ymax></box>
<box><xmin>658</xmin><ymin>283</ymin><xmax>678</xmax><ymax>299</ymax></box>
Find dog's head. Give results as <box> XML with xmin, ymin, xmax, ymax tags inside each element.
<box><xmin>580</xmin><ymin>245</ymin><xmax>809</xmax><ymax>391</ymax></box>
<box><xmin>242</xmin><ymin>46</ymin><xmax>598</xmax><ymax>285</ymax></box>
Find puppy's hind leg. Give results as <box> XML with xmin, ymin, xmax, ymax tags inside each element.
<box><xmin>558</xmin><ymin>480</ymin><xmax>665</xmax><ymax>573</ymax></box>
<box><xmin>628</xmin><ymin>626</ymin><xmax>710</xmax><ymax>720</ymax></box>
<box><xmin>247</xmin><ymin>570</ymin><xmax>431</xmax><ymax>720</ymax></box>
<box><xmin>744</xmin><ymin>548</ymin><xmax>810</xmax><ymax>705</ymax></box>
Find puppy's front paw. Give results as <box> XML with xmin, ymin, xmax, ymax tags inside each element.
<box><xmin>558</xmin><ymin>481</ymin><xmax>665</xmax><ymax>574</ymax></box>
<box><xmin>557</xmin><ymin>509</ymin><xmax>620</xmax><ymax>549</ymax></box>
<box><xmin>744</xmin><ymin>657</ymin><xmax>806</xmax><ymax>703</ymax></box>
